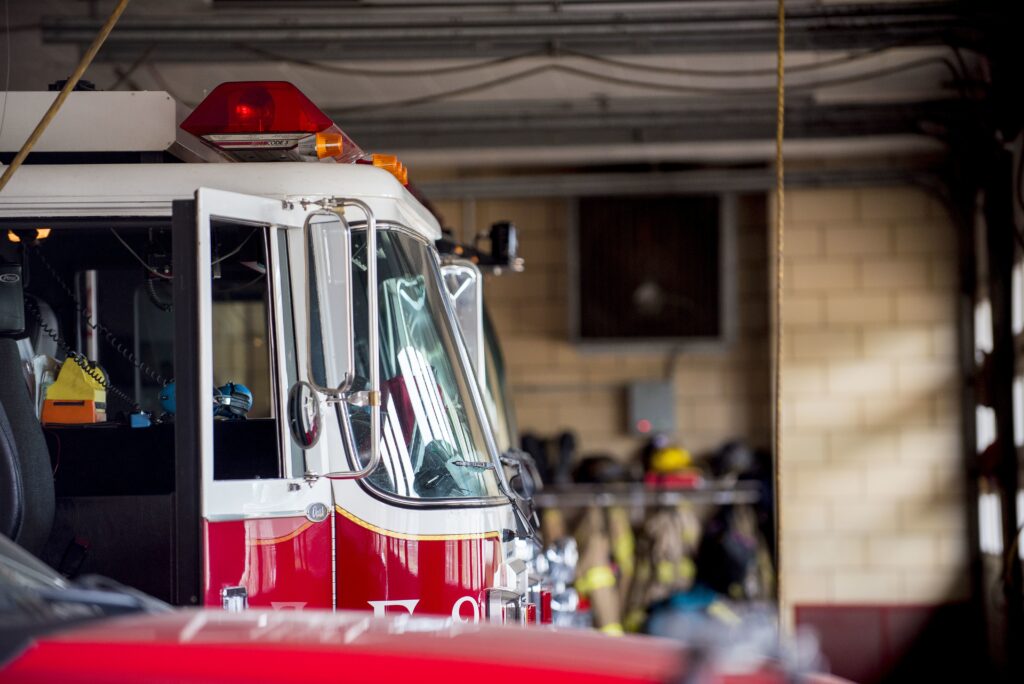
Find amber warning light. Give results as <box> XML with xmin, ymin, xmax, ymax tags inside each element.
<box><xmin>370</xmin><ymin>154</ymin><xmax>408</xmax><ymax>186</ymax></box>
<box><xmin>181</xmin><ymin>81</ymin><xmax>365</xmax><ymax>164</ymax></box>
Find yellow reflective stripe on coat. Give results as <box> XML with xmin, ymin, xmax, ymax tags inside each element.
<box><xmin>612</xmin><ymin>532</ymin><xmax>635</xmax><ymax>577</ymax></box>
<box><xmin>624</xmin><ymin>608</ymin><xmax>647</xmax><ymax>633</ymax></box>
<box><xmin>679</xmin><ymin>558</ymin><xmax>695</xmax><ymax>580</ymax></box>
<box><xmin>655</xmin><ymin>560</ymin><xmax>674</xmax><ymax>585</ymax></box>
<box><xmin>599</xmin><ymin>622</ymin><xmax>624</xmax><ymax>636</ymax></box>
<box><xmin>655</xmin><ymin>558</ymin><xmax>695</xmax><ymax>585</ymax></box>
<box><xmin>576</xmin><ymin>565</ymin><xmax>616</xmax><ymax>595</ymax></box>
<box><xmin>707</xmin><ymin>600</ymin><xmax>742</xmax><ymax>626</ymax></box>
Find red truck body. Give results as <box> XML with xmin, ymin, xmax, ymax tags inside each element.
<box><xmin>3</xmin><ymin>610</ymin><xmax>686</xmax><ymax>684</ymax></box>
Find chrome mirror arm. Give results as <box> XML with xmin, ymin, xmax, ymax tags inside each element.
<box><xmin>323</xmin><ymin>199</ymin><xmax>381</xmax><ymax>481</ymax></box>
<box><xmin>301</xmin><ymin>200</ymin><xmax>381</xmax><ymax>481</ymax></box>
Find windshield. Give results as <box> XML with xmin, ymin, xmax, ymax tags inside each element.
<box><xmin>345</xmin><ymin>229</ymin><xmax>501</xmax><ymax>500</ymax></box>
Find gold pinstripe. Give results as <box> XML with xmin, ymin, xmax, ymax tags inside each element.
<box><xmin>246</xmin><ymin>520</ymin><xmax>315</xmax><ymax>546</ymax></box>
<box><xmin>334</xmin><ymin>505</ymin><xmax>500</xmax><ymax>541</ymax></box>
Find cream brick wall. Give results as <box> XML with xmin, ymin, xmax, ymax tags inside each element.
<box><xmin>778</xmin><ymin>187</ymin><xmax>967</xmax><ymax>616</ymax></box>
<box><xmin>438</xmin><ymin>185</ymin><xmax>966</xmax><ymax>616</ymax></box>
<box><xmin>433</xmin><ymin>195</ymin><xmax>772</xmax><ymax>460</ymax></box>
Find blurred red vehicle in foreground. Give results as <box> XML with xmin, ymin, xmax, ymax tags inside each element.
<box><xmin>0</xmin><ymin>534</ymin><xmax>847</xmax><ymax>684</ymax></box>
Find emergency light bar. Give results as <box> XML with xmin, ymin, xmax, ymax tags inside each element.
<box><xmin>181</xmin><ymin>81</ymin><xmax>362</xmax><ymax>163</ymax></box>
<box><xmin>181</xmin><ymin>81</ymin><xmax>409</xmax><ymax>187</ymax></box>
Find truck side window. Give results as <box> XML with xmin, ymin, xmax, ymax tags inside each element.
<box><xmin>209</xmin><ymin>222</ymin><xmax>282</xmax><ymax>481</ymax></box>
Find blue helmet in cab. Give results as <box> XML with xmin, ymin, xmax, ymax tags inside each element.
<box><xmin>214</xmin><ymin>382</ymin><xmax>253</xmax><ymax>420</ymax></box>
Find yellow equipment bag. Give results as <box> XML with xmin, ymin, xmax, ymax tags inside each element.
<box><xmin>41</xmin><ymin>358</ymin><xmax>107</xmax><ymax>424</ymax></box>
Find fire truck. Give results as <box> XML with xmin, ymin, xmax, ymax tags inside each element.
<box><xmin>0</xmin><ymin>81</ymin><xmax>543</xmax><ymax>623</ymax></box>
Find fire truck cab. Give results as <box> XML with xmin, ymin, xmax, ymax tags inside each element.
<box><xmin>0</xmin><ymin>83</ymin><xmax>537</xmax><ymax>623</ymax></box>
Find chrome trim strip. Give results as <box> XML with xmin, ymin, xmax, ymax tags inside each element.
<box><xmin>330</xmin><ymin>501</ymin><xmax>337</xmax><ymax>612</ymax></box>
<box><xmin>205</xmin><ymin>510</ymin><xmax>307</xmax><ymax>522</ymax></box>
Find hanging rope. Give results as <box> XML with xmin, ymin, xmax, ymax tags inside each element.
<box><xmin>0</xmin><ymin>0</ymin><xmax>131</xmax><ymax>193</ymax></box>
<box><xmin>773</xmin><ymin>0</ymin><xmax>786</xmax><ymax>618</ymax></box>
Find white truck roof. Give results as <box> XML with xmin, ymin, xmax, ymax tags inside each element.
<box><xmin>0</xmin><ymin>163</ymin><xmax>442</xmax><ymax>241</ymax></box>
<box><xmin>0</xmin><ymin>91</ymin><xmax>218</xmax><ymax>160</ymax></box>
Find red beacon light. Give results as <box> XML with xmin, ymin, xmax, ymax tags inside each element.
<box><xmin>181</xmin><ymin>81</ymin><xmax>364</xmax><ymax>164</ymax></box>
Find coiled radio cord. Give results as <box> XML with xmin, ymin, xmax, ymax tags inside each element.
<box><xmin>29</xmin><ymin>244</ymin><xmax>170</xmax><ymax>389</ymax></box>
<box><xmin>25</xmin><ymin>296</ymin><xmax>140</xmax><ymax>412</ymax></box>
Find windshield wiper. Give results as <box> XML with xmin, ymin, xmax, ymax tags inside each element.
<box><xmin>451</xmin><ymin>460</ymin><xmax>495</xmax><ymax>470</ymax></box>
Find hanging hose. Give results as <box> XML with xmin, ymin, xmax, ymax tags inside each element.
<box><xmin>0</xmin><ymin>0</ymin><xmax>131</xmax><ymax>193</ymax></box>
<box><xmin>773</xmin><ymin>0</ymin><xmax>786</xmax><ymax>622</ymax></box>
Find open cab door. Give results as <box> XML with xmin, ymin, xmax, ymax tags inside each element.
<box><xmin>172</xmin><ymin>188</ymin><xmax>373</xmax><ymax>611</ymax></box>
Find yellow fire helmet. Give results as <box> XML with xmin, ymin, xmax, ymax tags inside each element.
<box><xmin>650</xmin><ymin>446</ymin><xmax>692</xmax><ymax>474</ymax></box>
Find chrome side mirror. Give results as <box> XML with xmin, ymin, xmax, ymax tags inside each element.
<box><xmin>287</xmin><ymin>381</ymin><xmax>322</xmax><ymax>450</ymax></box>
<box><xmin>501</xmin><ymin>450</ymin><xmax>543</xmax><ymax>540</ymax></box>
<box><xmin>440</xmin><ymin>258</ymin><xmax>484</xmax><ymax>388</ymax></box>
<box><xmin>501</xmin><ymin>450</ymin><xmax>542</xmax><ymax>501</ymax></box>
<box><xmin>509</xmin><ymin>468</ymin><xmax>537</xmax><ymax>500</ymax></box>
<box><xmin>302</xmin><ymin>209</ymin><xmax>355</xmax><ymax>397</ymax></box>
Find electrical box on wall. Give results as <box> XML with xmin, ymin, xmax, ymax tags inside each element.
<box><xmin>627</xmin><ymin>380</ymin><xmax>675</xmax><ymax>436</ymax></box>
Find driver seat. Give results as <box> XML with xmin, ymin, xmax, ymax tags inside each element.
<box><xmin>0</xmin><ymin>337</ymin><xmax>55</xmax><ymax>554</ymax></box>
